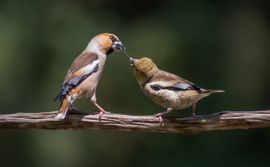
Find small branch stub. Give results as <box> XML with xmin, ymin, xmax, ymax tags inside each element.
<box><xmin>0</xmin><ymin>109</ymin><xmax>270</xmax><ymax>134</ymax></box>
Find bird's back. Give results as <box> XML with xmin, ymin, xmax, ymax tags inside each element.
<box><xmin>142</xmin><ymin>70</ymin><xmax>223</xmax><ymax>110</ymax></box>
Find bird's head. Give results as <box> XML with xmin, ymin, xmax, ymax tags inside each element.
<box><xmin>88</xmin><ymin>33</ymin><xmax>125</xmax><ymax>55</ymax></box>
<box><xmin>130</xmin><ymin>57</ymin><xmax>159</xmax><ymax>85</ymax></box>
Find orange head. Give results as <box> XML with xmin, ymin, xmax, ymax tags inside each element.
<box><xmin>88</xmin><ymin>33</ymin><xmax>125</xmax><ymax>55</ymax></box>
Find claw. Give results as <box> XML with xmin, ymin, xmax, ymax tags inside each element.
<box><xmin>154</xmin><ymin>113</ymin><xmax>164</xmax><ymax>125</ymax></box>
<box><xmin>97</xmin><ymin>110</ymin><xmax>111</xmax><ymax>121</ymax></box>
<box><xmin>153</xmin><ymin>108</ymin><xmax>172</xmax><ymax>125</ymax></box>
<box><xmin>98</xmin><ymin>110</ymin><xmax>111</xmax><ymax>116</ymax></box>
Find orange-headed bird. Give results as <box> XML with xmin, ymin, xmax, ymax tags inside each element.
<box><xmin>54</xmin><ymin>33</ymin><xmax>125</xmax><ymax>119</ymax></box>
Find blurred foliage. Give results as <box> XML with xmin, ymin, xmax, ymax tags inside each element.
<box><xmin>0</xmin><ymin>0</ymin><xmax>269</xmax><ymax>167</ymax></box>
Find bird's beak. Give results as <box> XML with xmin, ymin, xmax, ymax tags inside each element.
<box><xmin>112</xmin><ymin>40</ymin><xmax>125</xmax><ymax>52</ymax></box>
<box><xmin>129</xmin><ymin>57</ymin><xmax>138</xmax><ymax>66</ymax></box>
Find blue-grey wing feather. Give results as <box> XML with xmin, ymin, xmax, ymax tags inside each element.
<box><xmin>54</xmin><ymin>63</ymin><xmax>99</xmax><ymax>102</ymax></box>
<box><xmin>150</xmin><ymin>82</ymin><xmax>202</xmax><ymax>91</ymax></box>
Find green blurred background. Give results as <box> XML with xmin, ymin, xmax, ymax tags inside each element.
<box><xmin>0</xmin><ymin>0</ymin><xmax>269</xmax><ymax>167</ymax></box>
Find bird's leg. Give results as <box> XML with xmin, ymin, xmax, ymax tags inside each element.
<box><xmin>192</xmin><ymin>102</ymin><xmax>197</xmax><ymax>118</ymax></box>
<box><xmin>91</xmin><ymin>93</ymin><xmax>110</xmax><ymax>117</ymax></box>
<box><xmin>66</xmin><ymin>92</ymin><xmax>80</xmax><ymax>113</ymax></box>
<box><xmin>154</xmin><ymin>107</ymin><xmax>173</xmax><ymax>125</ymax></box>
<box><xmin>94</xmin><ymin>102</ymin><xmax>110</xmax><ymax>115</ymax></box>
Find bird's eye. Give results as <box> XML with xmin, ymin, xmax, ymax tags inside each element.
<box><xmin>110</xmin><ymin>35</ymin><xmax>118</xmax><ymax>42</ymax></box>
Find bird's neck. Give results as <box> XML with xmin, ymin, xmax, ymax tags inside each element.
<box><xmin>135</xmin><ymin>71</ymin><xmax>155</xmax><ymax>87</ymax></box>
<box><xmin>85</xmin><ymin>40</ymin><xmax>107</xmax><ymax>58</ymax></box>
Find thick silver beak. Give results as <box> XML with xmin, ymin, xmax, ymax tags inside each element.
<box><xmin>129</xmin><ymin>57</ymin><xmax>138</xmax><ymax>66</ymax></box>
<box><xmin>112</xmin><ymin>41</ymin><xmax>125</xmax><ymax>51</ymax></box>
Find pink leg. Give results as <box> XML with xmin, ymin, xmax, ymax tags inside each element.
<box><xmin>91</xmin><ymin>93</ymin><xmax>110</xmax><ymax>116</ymax></box>
<box><xmin>154</xmin><ymin>108</ymin><xmax>173</xmax><ymax>125</ymax></box>
<box><xmin>93</xmin><ymin>102</ymin><xmax>110</xmax><ymax>117</ymax></box>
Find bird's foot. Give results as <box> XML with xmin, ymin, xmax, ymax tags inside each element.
<box><xmin>93</xmin><ymin>103</ymin><xmax>110</xmax><ymax>115</ymax></box>
<box><xmin>97</xmin><ymin>109</ymin><xmax>111</xmax><ymax>121</ymax></box>
<box><xmin>98</xmin><ymin>110</ymin><xmax>111</xmax><ymax>116</ymax></box>
<box><xmin>154</xmin><ymin>113</ymin><xmax>164</xmax><ymax>126</ymax></box>
<box><xmin>192</xmin><ymin>113</ymin><xmax>196</xmax><ymax>119</ymax></box>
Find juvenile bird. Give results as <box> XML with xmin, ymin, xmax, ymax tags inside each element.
<box><xmin>130</xmin><ymin>57</ymin><xmax>224</xmax><ymax>123</ymax></box>
<box><xmin>54</xmin><ymin>33</ymin><xmax>125</xmax><ymax>119</ymax></box>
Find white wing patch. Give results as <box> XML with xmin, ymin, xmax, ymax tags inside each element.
<box><xmin>145</xmin><ymin>82</ymin><xmax>182</xmax><ymax>101</ymax></box>
<box><xmin>80</xmin><ymin>59</ymin><xmax>99</xmax><ymax>74</ymax></box>
<box><xmin>149</xmin><ymin>81</ymin><xmax>176</xmax><ymax>87</ymax></box>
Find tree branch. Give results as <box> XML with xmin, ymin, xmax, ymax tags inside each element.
<box><xmin>0</xmin><ymin>110</ymin><xmax>270</xmax><ymax>134</ymax></box>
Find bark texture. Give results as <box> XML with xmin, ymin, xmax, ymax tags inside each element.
<box><xmin>0</xmin><ymin>110</ymin><xmax>269</xmax><ymax>134</ymax></box>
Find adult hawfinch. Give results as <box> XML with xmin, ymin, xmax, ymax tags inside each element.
<box><xmin>54</xmin><ymin>33</ymin><xmax>125</xmax><ymax>119</ymax></box>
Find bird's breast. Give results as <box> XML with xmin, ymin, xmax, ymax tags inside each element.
<box><xmin>77</xmin><ymin>58</ymin><xmax>106</xmax><ymax>97</ymax></box>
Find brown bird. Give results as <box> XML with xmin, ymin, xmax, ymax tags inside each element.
<box><xmin>54</xmin><ymin>33</ymin><xmax>125</xmax><ymax>119</ymax></box>
<box><xmin>130</xmin><ymin>57</ymin><xmax>224</xmax><ymax>123</ymax></box>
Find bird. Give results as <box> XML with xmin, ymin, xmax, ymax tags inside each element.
<box><xmin>129</xmin><ymin>57</ymin><xmax>224</xmax><ymax>123</ymax></box>
<box><xmin>54</xmin><ymin>33</ymin><xmax>125</xmax><ymax>120</ymax></box>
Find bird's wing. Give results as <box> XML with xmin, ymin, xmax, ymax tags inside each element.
<box><xmin>149</xmin><ymin>70</ymin><xmax>203</xmax><ymax>91</ymax></box>
<box><xmin>54</xmin><ymin>52</ymin><xmax>99</xmax><ymax>102</ymax></box>
<box><xmin>149</xmin><ymin>82</ymin><xmax>202</xmax><ymax>91</ymax></box>
<box><xmin>64</xmin><ymin>51</ymin><xmax>99</xmax><ymax>83</ymax></box>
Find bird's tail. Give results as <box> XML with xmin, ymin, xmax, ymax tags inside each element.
<box><xmin>197</xmin><ymin>89</ymin><xmax>224</xmax><ymax>100</ymax></box>
<box><xmin>201</xmin><ymin>89</ymin><xmax>225</xmax><ymax>94</ymax></box>
<box><xmin>54</xmin><ymin>94</ymin><xmax>63</xmax><ymax>102</ymax></box>
<box><xmin>54</xmin><ymin>98</ymin><xmax>70</xmax><ymax>120</ymax></box>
